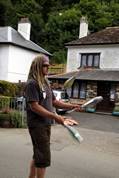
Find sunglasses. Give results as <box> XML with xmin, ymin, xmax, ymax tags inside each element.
<box><xmin>43</xmin><ymin>64</ymin><xmax>49</xmax><ymax>68</ymax></box>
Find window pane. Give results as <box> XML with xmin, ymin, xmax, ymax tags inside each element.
<box><xmin>94</xmin><ymin>55</ymin><xmax>99</xmax><ymax>67</ymax></box>
<box><xmin>66</xmin><ymin>88</ymin><xmax>71</xmax><ymax>97</ymax></box>
<box><xmin>87</xmin><ymin>55</ymin><xmax>93</xmax><ymax>66</ymax></box>
<box><xmin>80</xmin><ymin>83</ymin><xmax>86</xmax><ymax>99</ymax></box>
<box><xmin>81</xmin><ymin>55</ymin><xmax>86</xmax><ymax>67</ymax></box>
<box><xmin>110</xmin><ymin>85</ymin><xmax>116</xmax><ymax>101</ymax></box>
<box><xmin>73</xmin><ymin>82</ymin><xmax>79</xmax><ymax>98</ymax></box>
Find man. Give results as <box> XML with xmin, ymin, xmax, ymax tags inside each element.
<box><xmin>25</xmin><ymin>55</ymin><xmax>81</xmax><ymax>178</ymax></box>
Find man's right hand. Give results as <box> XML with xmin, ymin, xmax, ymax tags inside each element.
<box><xmin>55</xmin><ymin>115</ymin><xmax>79</xmax><ymax>126</ymax></box>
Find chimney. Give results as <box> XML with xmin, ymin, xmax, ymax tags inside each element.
<box><xmin>79</xmin><ymin>16</ymin><xmax>88</xmax><ymax>38</ymax></box>
<box><xmin>18</xmin><ymin>17</ymin><xmax>31</xmax><ymax>40</ymax></box>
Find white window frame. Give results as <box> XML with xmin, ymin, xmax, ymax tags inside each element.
<box><xmin>80</xmin><ymin>53</ymin><xmax>100</xmax><ymax>68</ymax></box>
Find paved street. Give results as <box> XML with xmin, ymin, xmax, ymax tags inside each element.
<box><xmin>66</xmin><ymin>111</ymin><xmax>119</xmax><ymax>133</ymax></box>
<box><xmin>0</xmin><ymin>112</ymin><xmax>119</xmax><ymax>178</ymax></box>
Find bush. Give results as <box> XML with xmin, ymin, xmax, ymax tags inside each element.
<box><xmin>0</xmin><ymin>110</ymin><xmax>27</xmax><ymax>128</ymax></box>
<box><xmin>0</xmin><ymin>80</ymin><xmax>18</xmax><ymax>96</ymax></box>
<box><xmin>53</xmin><ymin>50</ymin><xmax>67</xmax><ymax>64</ymax></box>
<box><xmin>0</xmin><ymin>96</ymin><xmax>10</xmax><ymax>110</ymax></box>
<box><xmin>10</xmin><ymin>111</ymin><xmax>23</xmax><ymax>128</ymax></box>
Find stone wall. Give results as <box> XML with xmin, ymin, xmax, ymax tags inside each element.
<box><xmin>86</xmin><ymin>81</ymin><xmax>97</xmax><ymax>99</ymax></box>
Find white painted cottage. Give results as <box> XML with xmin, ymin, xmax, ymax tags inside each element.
<box><xmin>66</xmin><ymin>17</ymin><xmax>119</xmax><ymax>72</ymax></box>
<box><xmin>0</xmin><ymin>18</ymin><xmax>51</xmax><ymax>83</ymax></box>
<box><xmin>49</xmin><ymin>17</ymin><xmax>119</xmax><ymax>114</ymax></box>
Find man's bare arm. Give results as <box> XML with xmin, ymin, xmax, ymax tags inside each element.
<box><xmin>29</xmin><ymin>101</ymin><xmax>65</xmax><ymax>124</ymax></box>
<box><xmin>53</xmin><ymin>99</ymin><xmax>81</xmax><ymax>111</ymax></box>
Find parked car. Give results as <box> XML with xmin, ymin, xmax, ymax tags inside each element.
<box><xmin>53</xmin><ymin>90</ymin><xmax>70</xmax><ymax>114</ymax></box>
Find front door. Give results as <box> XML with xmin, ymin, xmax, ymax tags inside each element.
<box><xmin>96</xmin><ymin>82</ymin><xmax>114</xmax><ymax>112</ymax></box>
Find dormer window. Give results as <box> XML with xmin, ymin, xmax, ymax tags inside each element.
<box><xmin>80</xmin><ymin>53</ymin><xmax>100</xmax><ymax>68</ymax></box>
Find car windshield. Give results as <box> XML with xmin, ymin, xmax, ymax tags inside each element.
<box><xmin>61</xmin><ymin>92</ymin><xmax>69</xmax><ymax>99</ymax></box>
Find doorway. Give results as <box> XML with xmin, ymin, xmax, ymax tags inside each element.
<box><xmin>96</xmin><ymin>82</ymin><xmax>114</xmax><ymax>112</ymax></box>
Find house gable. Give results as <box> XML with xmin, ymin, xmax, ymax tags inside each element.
<box><xmin>0</xmin><ymin>26</ymin><xmax>51</xmax><ymax>82</ymax></box>
<box><xmin>0</xmin><ymin>27</ymin><xmax>51</xmax><ymax>56</ymax></box>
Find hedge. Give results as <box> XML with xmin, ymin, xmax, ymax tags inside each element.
<box><xmin>0</xmin><ymin>80</ymin><xmax>18</xmax><ymax>96</ymax></box>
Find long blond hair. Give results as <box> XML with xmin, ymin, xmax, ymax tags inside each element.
<box><xmin>27</xmin><ymin>55</ymin><xmax>50</xmax><ymax>90</ymax></box>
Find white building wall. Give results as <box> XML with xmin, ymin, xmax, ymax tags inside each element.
<box><xmin>100</xmin><ymin>45</ymin><xmax>119</xmax><ymax>69</ymax></box>
<box><xmin>66</xmin><ymin>44</ymin><xmax>119</xmax><ymax>72</ymax></box>
<box><xmin>8</xmin><ymin>45</ymin><xmax>40</xmax><ymax>82</ymax></box>
<box><xmin>66</xmin><ymin>47</ymin><xmax>80</xmax><ymax>72</ymax></box>
<box><xmin>0</xmin><ymin>45</ymin><xmax>9</xmax><ymax>80</ymax></box>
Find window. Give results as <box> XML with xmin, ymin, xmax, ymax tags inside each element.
<box><xmin>72</xmin><ymin>81</ymin><xmax>79</xmax><ymax>98</ymax></box>
<box><xmin>71</xmin><ymin>81</ymin><xmax>87</xmax><ymax>99</ymax></box>
<box><xmin>110</xmin><ymin>84</ymin><xmax>116</xmax><ymax>101</ymax></box>
<box><xmin>66</xmin><ymin>88</ymin><xmax>72</xmax><ymax>97</ymax></box>
<box><xmin>79</xmin><ymin>83</ymin><xmax>87</xmax><ymax>99</ymax></box>
<box><xmin>81</xmin><ymin>53</ymin><xmax>100</xmax><ymax>68</ymax></box>
<box><xmin>81</xmin><ymin>55</ymin><xmax>86</xmax><ymax>67</ymax></box>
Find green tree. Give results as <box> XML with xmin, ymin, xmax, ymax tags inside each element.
<box><xmin>0</xmin><ymin>0</ymin><xmax>13</xmax><ymax>26</ymax></box>
<box><xmin>0</xmin><ymin>0</ymin><xmax>6</xmax><ymax>26</ymax></box>
<box><xmin>108</xmin><ymin>2</ymin><xmax>119</xmax><ymax>25</ymax></box>
<box><xmin>43</xmin><ymin>7</ymin><xmax>81</xmax><ymax>63</ymax></box>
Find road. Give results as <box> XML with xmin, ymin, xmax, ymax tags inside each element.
<box><xmin>0</xmin><ymin>112</ymin><xmax>119</xmax><ymax>178</ymax></box>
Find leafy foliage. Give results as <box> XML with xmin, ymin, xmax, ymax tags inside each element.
<box><xmin>0</xmin><ymin>111</ymin><xmax>26</xmax><ymax>128</ymax></box>
<box><xmin>0</xmin><ymin>81</ymin><xmax>18</xmax><ymax>97</ymax></box>
<box><xmin>10</xmin><ymin>110</ymin><xmax>25</xmax><ymax>128</ymax></box>
<box><xmin>0</xmin><ymin>96</ymin><xmax>10</xmax><ymax>109</ymax></box>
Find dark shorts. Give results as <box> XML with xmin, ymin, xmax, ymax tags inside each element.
<box><xmin>28</xmin><ymin>125</ymin><xmax>51</xmax><ymax>168</ymax></box>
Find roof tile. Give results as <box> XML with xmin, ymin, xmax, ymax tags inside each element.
<box><xmin>65</xmin><ymin>27</ymin><xmax>119</xmax><ymax>46</ymax></box>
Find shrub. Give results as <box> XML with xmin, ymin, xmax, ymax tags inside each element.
<box><xmin>0</xmin><ymin>96</ymin><xmax>10</xmax><ymax>110</ymax></box>
<box><xmin>10</xmin><ymin>110</ymin><xmax>26</xmax><ymax>128</ymax></box>
<box><xmin>0</xmin><ymin>110</ymin><xmax>27</xmax><ymax>128</ymax></box>
<box><xmin>0</xmin><ymin>80</ymin><xmax>18</xmax><ymax>96</ymax></box>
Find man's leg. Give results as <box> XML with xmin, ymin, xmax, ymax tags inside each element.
<box><xmin>28</xmin><ymin>159</ymin><xmax>36</xmax><ymax>178</ymax></box>
<box><xmin>36</xmin><ymin>167</ymin><xmax>46</xmax><ymax>178</ymax></box>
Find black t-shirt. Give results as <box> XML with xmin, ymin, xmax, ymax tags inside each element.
<box><xmin>25</xmin><ymin>79</ymin><xmax>55</xmax><ymax>127</ymax></box>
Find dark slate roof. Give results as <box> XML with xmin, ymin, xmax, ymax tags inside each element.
<box><xmin>48</xmin><ymin>69</ymin><xmax>119</xmax><ymax>82</ymax></box>
<box><xmin>65</xmin><ymin>27</ymin><xmax>119</xmax><ymax>46</ymax></box>
<box><xmin>0</xmin><ymin>26</ymin><xmax>51</xmax><ymax>56</ymax></box>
